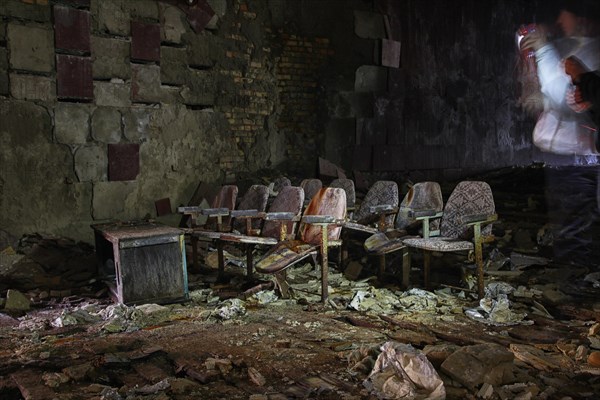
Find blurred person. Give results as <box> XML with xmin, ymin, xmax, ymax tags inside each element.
<box><xmin>565</xmin><ymin>56</ymin><xmax>600</xmax><ymax>133</ymax></box>
<box><xmin>519</xmin><ymin>1</ymin><xmax>600</xmax><ymax>267</ymax></box>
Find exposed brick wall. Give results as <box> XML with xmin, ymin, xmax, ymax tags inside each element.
<box><xmin>275</xmin><ymin>34</ymin><xmax>332</xmax><ymax>169</ymax></box>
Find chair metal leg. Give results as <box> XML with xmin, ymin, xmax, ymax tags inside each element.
<box><xmin>474</xmin><ymin>224</ymin><xmax>484</xmax><ymax>299</ymax></box>
<box><xmin>378</xmin><ymin>254</ymin><xmax>386</xmax><ymax>280</ymax></box>
<box><xmin>246</xmin><ymin>244</ymin><xmax>255</xmax><ymax>278</ymax></box>
<box><xmin>274</xmin><ymin>271</ymin><xmax>291</xmax><ymax>298</ymax></box>
<box><xmin>217</xmin><ymin>240</ymin><xmax>225</xmax><ymax>280</ymax></box>
<box><xmin>423</xmin><ymin>251</ymin><xmax>431</xmax><ymax>290</ymax></box>
<box><xmin>401</xmin><ymin>247</ymin><xmax>411</xmax><ymax>289</ymax></box>
<box><xmin>191</xmin><ymin>235</ymin><xmax>198</xmax><ymax>270</ymax></box>
<box><xmin>321</xmin><ymin>225</ymin><xmax>329</xmax><ymax>303</ymax></box>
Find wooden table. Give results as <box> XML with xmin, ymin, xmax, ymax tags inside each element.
<box><xmin>91</xmin><ymin>221</ymin><xmax>188</xmax><ymax>305</ymax></box>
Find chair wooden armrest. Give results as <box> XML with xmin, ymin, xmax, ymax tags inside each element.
<box><xmin>178</xmin><ymin>206</ymin><xmax>202</xmax><ymax>214</ymax></box>
<box><xmin>368</xmin><ymin>204</ymin><xmax>398</xmax><ymax>215</ymax></box>
<box><xmin>462</xmin><ymin>213</ymin><xmax>497</xmax><ymax>226</ymax></box>
<box><xmin>201</xmin><ymin>207</ymin><xmax>230</xmax><ymax>217</ymax></box>
<box><xmin>264</xmin><ymin>211</ymin><xmax>298</xmax><ymax>221</ymax></box>
<box><xmin>410</xmin><ymin>209</ymin><xmax>443</xmax><ymax>219</ymax></box>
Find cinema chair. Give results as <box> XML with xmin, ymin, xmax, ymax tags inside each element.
<box><xmin>255</xmin><ymin>187</ymin><xmax>347</xmax><ymax>302</ymax></box>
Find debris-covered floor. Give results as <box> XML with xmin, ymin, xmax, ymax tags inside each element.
<box><xmin>1</xmin><ymin>166</ymin><xmax>600</xmax><ymax>400</ymax></box>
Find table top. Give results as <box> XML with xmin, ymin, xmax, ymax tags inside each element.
<box><xmin>91</xmin><ymin>220</ymin><xmax>183</xmax><ymax>242</ymax></box>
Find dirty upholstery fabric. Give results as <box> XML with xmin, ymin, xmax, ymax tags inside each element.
<box><xmin>403</xmin><ymin>181</ymin><xmax>496</xmax><ymax>250</ymax></box>
<box><xmin>353</xmin><ymin>180</ymin><xmax>399</xmax><ymax>227</ymax></box>
<box><xmin>232</xmin><ymin>185</ymin><xmax>270</xmax><ymax>233</ymax></box>
<box><xmin>300</xmin><ymin>178</ymin><xmax>323</xmax><ymax>205</ymax></box>
<box><xmin>260</xmin><ymin>186</ymin><xmax>305</xmax><ymax>240</ymax></box>
<box><xmin>395</xmin><ymin>181</ymin><xmax>443</xmax><ymax>233</ymax></box>
<box><xmin>330</xmin><ymin>178</ymin><xmax>356</xmax><ymax>210</ymax></box>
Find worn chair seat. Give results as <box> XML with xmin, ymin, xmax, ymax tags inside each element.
<box><xmin>403</xmin><ymin>237</ymin><xmax>473</xmax><ymax>252</ymax></box>
<box><xmin>361</xmin><ymin>181</ymin><xmax>443</xmax><ymax>284</ymax></box>
<box><xmin>402</xmin><ymin>181</ymin><xmax>497</xmax><ymax>299</ymax></box>
<box><xmin>256</xmin><ymin>187</ymin><xmax>347</xmax><ymax>302</ymax></box>
<box><xmin>215</xmin><ymin>186</ymin><xmax>305</xmax><ymax>278</ymax></box>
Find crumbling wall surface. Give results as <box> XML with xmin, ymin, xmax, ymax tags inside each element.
<box><xmin>0</xmin><ymin>0</ymin><xmax>350</xmax><ymax>244</ymax></box>
<box><xmin>321</xmin><ymin>0</ymin><xmax>590</xmax><ymax>179</ymax></box>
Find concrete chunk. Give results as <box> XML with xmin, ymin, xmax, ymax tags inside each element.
<box><xmin>441</xmin><ymin>343</ymin><xmax>515</xmax><ymax>390</ymax></box>
<box><xmin>4</xmin><ymin>289</ymin><xmax>30</xmax><ymax>311</ymax></box>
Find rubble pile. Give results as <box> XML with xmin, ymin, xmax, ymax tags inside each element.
<box><xmin>1</xmin><ymin>166</ymin><xmax>599</xmax><ymax>399</ymax></box>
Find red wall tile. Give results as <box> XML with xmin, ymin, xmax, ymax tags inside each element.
<box><xmin>56</xmin><ymin>54</ymin><xmax>93</xmax><ymax>100</ymax></box>
<box><xmin>108</xmin><ymin>144</ymin><xmax>140</xmax><ymax>181</ymax></box>
<box><xmin>54</xmin><ymin>5</ymin><xmax>90</xmax><ymax>53</ymax></box>
<box><xmin>131</xmin><ymin>21</ymin><xmax>160</xmax><ymax>62</ymax></box>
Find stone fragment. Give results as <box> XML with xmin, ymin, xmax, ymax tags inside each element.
<box><xmin>62</xmin><ymin>363</ymin><xmax>93</xmax><ymax>382</ymax></box>
<box><xmin>343</xmin><ymin>261</ymin><xmax>362</xmax><ymax>280</ymax></box>
<box><xmin>4</xmin><ymin>289</ymin><xmax>30</xmax><ymax>311</ymax></box>
<box><xmin>441</xmin><ymin>343</ymin><xmax>515</xmax><ymax>390</ymax></box>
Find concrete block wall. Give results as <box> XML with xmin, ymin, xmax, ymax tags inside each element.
<box><xmin>0</xmin><ymin>0</ymin><xmax>343</xmax><ymax>244</ymax></box>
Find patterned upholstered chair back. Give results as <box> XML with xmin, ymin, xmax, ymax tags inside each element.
<box><xmin>330</xmin><ymin>178</ymin><xmax>356</xmax><ymax>210</ymax></box>
<box><xmin>440</xmin><ymin>181</ymin><xmax>495</xmax><ymax>239</ymax></box>
<box><xmin>300</xmin><ymin>179</ymin><xmax>323</xmax><ymax>205</ymax></box>
<box><xmin>233</xmin><ymin>184</ymin><xmax>269</xmax><ymax>233</ymax></box>
<box><xmin>395</xmin><ymin>182</ymin><xmax>443</xmax><ymax>231</ymax></box>
<box><xmin>211</xmin><ymin>185</ymin><xmax>238</xmax><ymax>209</ymax></box>
<box><xmin>261</xmin><ymin>186</ymin><xmax>305</xmax><ymax>239</ymax></box>
<box><xmin>353</xmin><ymin>180</ymin><xmax>399</xmax><ymax>226</ymax></box>
<box><xmin>272</xmin><ymin>176</ymin><xmax>291</xmax><ymax>194</ymax></box>
<box><xmin>210</xmin><ymin>185</ymin><xmax>238</xmax><ymax>229</ymax></box>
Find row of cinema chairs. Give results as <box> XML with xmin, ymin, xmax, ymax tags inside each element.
<box><xmin>178</xmin><ymin>177</ymin><xmax>497</xmax><ymax>301</ymax></box>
